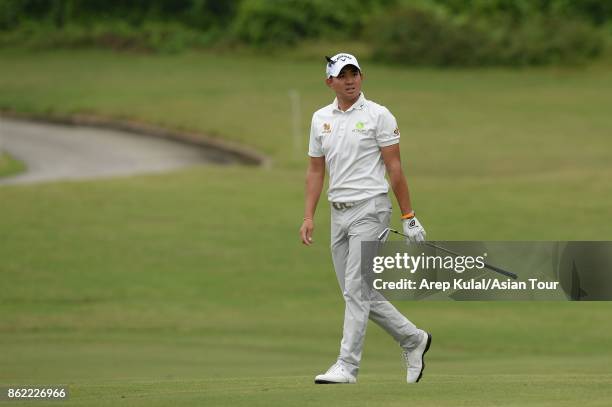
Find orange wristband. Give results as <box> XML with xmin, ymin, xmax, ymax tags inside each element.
<box><xmin>401</xmin><ymin>212</ymin><xmax>415</xmax><ymax>220</ymax></box>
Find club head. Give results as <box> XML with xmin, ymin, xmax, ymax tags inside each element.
<box><xmin>377</xmin><ymin>228</ymin><xmax>390</xmax><ymax>242</ymax></box>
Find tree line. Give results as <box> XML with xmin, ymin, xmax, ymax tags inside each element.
<box><xmin>1</xmin><ymin>0</ymin><xmax>610</xmax><ymax>65</ymax></box>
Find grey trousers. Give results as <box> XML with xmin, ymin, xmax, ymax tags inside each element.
<box><xmin>330</xmin><ymin>194</ymin><xmax>422</xmax><ymax>377</ymax></box>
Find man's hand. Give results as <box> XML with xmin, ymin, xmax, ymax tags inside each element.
<box><xmin>301</xmin><ymin>156</ymin><xmax>325</xmax><ymax>246</ymax></box>
<box><xmin>300</xmin><ymin>218</ymin><xmax>315</xmax><ymax>245</ymax></box>
<box><xmin>402</xmin><ymin>217</ymin><xmax>426</xmax><ymax>242</ymax></box>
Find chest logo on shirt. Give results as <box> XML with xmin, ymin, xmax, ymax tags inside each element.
<box><xmin>352</xmin><ymin>121</ymin><xmax>367</xmax><ymax>134</ymax></box>
<box><xmin>322</xmin><ymin>123</ymin><xmax>332</xmax><ymax>133</ymax></box>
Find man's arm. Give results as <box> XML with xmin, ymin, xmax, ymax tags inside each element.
<box><xmin>381</xmin><ymin>144</ymin><xmax>427</xmax><ymax>242</ymax></box>
<box><xmin>300</xmin><ymin>156</ymin><xmax>326</xmax><ymax>246</ymax></box>
<box><xmin>381</xmin><ymin>144</ymin><xmax>413</xmax><ymax>215</ymax></box>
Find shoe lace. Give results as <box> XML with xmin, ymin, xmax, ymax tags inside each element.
<box><xmin>402</xmin><ymin>350</ymin><xmax>411</xmax><ymax>365</ymax></box>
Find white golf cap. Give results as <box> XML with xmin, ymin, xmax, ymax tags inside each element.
<box><xmin>325</xmin><ymin>53</ymin><xmax>361</xmax><ymax>78</ymax></box>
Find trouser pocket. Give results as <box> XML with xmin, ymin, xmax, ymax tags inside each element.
<box><xmin>372</xmin><ymin>194</ymin><xmax>392</xmax><ymax>224</ymax></box>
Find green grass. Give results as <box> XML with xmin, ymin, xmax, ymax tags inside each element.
<box><xmin>0</xmin><ymin>49</ymin><xmax>612</xmax><ymax>406</ymax></box>
<box><xmin>1</xmin><ymin>168</ymin><xmax>612</xmax><ymax>406</ymax></box>
<box><xmin>0</xmin><ymin>151</ymin><xmax>25</xmax><ymax>178</ymax></box>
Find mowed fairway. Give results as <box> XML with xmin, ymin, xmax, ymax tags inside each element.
<box><xmin>1</xmin><ymin>50</ymin><xmax>612</xmax><ymax>406</ymax></box>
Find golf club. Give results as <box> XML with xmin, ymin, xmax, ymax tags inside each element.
<box><xmin>377</xmin><ymin>228</ymin><xmax>518</xmax><ymax>280</ymax></box>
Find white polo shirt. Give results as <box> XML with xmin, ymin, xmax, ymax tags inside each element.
<box><xmin>308</xmin><ymin>93</ymin><xmax>400</xmax><ymax>203</ymax></box>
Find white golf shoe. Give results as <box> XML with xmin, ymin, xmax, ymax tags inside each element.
<box><xmin>314</xmin><ymin>362</ymin><xmax>357</xmax><ymax>384</ymax></box>
<box><xmin>402</xmin><ymin>331</ymin><xmax>432</xmax><ymax>383</ymax></box>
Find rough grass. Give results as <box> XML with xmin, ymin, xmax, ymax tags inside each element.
<box><xmin>0</xmin><ymin>150</ymin><xmax>26</xmax><ymax>178</ymax></box>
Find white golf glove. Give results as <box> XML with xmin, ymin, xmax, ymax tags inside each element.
<box><xmin>402</xmin><ymin>216</ymin><xmax>426</xmax><ymax>242</ymax></box>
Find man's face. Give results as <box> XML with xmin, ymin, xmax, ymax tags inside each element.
<box><xmin>326</xmin><ymin>66</ymin><xmax>362</xmax><ymax>100</ymax></box>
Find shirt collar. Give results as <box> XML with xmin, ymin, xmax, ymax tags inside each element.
<box><xmin>333</xmin><ymin>92</ymin><xmax>366</xmax><ymax>113</ymax></box>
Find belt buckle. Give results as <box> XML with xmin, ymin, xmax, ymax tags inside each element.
<box><xmin>333</xmin><ymin>202</ymin><xmax>354</xmax><ymax>210</ymax></box>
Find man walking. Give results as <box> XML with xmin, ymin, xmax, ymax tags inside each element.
<box><xmin>299</xmin><ymin>53</ymin><xmax>431</xmax><ymax>384</ymax></box>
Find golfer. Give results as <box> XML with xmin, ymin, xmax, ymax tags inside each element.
<box><xmin>300</xmin><ymin>53</ymin><xmax>431</xmax><ymax>384</ymax></box>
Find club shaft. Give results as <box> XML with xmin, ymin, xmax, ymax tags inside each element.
<box><xmin>387</xmin><ymin>229</ymin><xmax>518</xmax><ymax>280</ymax></box>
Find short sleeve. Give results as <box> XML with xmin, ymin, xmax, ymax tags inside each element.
<box><xmin>308</xmin><ymin>115</ymin><xmax>324</xmax><ymax>157</ymax></box>
<box><xmin>376</xmin><ymin>107</ymin><xmax>400</xmax><ymax>147</ymax></box>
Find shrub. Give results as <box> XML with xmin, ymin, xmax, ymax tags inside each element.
<box><xmin>367</xmin><ymin>5</ymin><xmax>605</xmax><ymax>66</ymax></box>
<box><xmin>430</xmin><ymin>0</ymin><xmax>612</xmax><ymax>26</ymax></box>
<box><xmin>0</xmin><ymin>20</ymin><xmax>216</xmax><ymax>53</ymax></box>
<box><xmin>367</xmin><ymin>6</ymin><xmax>488</xmax><ymax>66</ymax></box>
<box><xmin>231</xmin><ymin>0</ymin><xmax>394</xmax><ymax>46</ymax></box>
<box><xmin>495</xmin><ymin>15</ymin><xmax>604</xmax><ymax>65</ymax></box>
